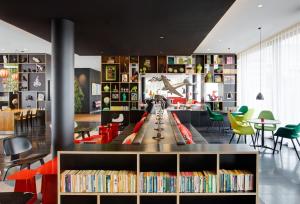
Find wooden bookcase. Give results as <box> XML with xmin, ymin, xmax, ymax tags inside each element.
<box><xmin>58</xmin><ymin>144</ymin><xmax>259</xmax><ymax>204</ymax></box>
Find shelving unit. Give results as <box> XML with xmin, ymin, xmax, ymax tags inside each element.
<box><xmin>58</xmin><ymin>144</ymin><xmax>258</xmax><ymax>204</ymax></box>
<box><xmin>0</xmin><ymin>53</ymin><xmax>50</xmax><ymax>110</ymax></box>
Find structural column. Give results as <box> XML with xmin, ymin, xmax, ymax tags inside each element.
<box><xmin>51</xmin><ymin>19</ymin><xmax>74</xmax><ymax>155</ymax></box>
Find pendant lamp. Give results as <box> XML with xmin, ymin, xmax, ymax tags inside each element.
<box><xmin>256</xmin><ymin>27</ymin><xmax>264</xmax><ymax>100</ymax></box>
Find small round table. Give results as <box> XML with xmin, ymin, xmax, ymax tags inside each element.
<box><xmin>248</xmin><ymin>119</ymin><xmax>280</xmax><ymax>152</ymax></box>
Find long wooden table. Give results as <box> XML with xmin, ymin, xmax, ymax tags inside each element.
<box><xmin>133</xmin><ymin>110</ymin><xmax>185</xmax><ymax>145</ymax></box>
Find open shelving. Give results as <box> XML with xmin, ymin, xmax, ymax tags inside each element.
<box><xmin>0</xmin><ymin>53</ymin><xmax>50</xmax><ymax>110</ymax></box>
<box><xmin>58</xmin><ymin>144</ymin><xmax>258</xmax><ymax>204</ymax></box>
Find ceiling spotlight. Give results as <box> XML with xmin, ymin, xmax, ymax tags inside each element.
<box><xmin>159</xmin><ymin>36</ymin><xmax>165</xmax><ymax>39</ymax></box>
<box><xmin>258</xmin><ymin>4</ymin><xmax>263</xmax><ymax>8</ymax></box>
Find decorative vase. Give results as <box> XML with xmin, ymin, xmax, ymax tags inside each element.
<box><xmin>122</xmin><ymin>93</ymin><xmax>127</xmax><ymax>101</ymax></box>
<box><xmin>103</xmin><ymin>84</ymin><xmax>110</xmax><ymax>92</ymax></box>
<box><xmin>196</xmin><ymin>64</ymin><xmax>202</xmax><ymax>73</ymax></box>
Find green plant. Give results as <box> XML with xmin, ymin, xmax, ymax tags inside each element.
<box><xmin>74</xmin><ymin>79</ymin><xmax>84</xmax><ymax>113</ymax></box>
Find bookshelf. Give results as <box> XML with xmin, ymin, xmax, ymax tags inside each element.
<box><xmin>58</xmin><ymin>144</ymin><xmax>258</xmax><ymax>204</ymax></box>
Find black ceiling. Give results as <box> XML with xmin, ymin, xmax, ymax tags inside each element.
<box><xmin>0</xmin><ymin>0</ymin><xmax>235</xmax><ymax>56</ymax></box>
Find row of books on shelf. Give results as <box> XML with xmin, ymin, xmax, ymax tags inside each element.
<box><xmin>219</xmin><ymin>169</ymin><xmax>254</xmax><ymax>192</ymax></box>
<box><xmin>60</xmin><ymin>169</ymin><xmax>255</xmax><ymax>194</ymax></box>
<box><xmin>140</xmin><ymin>172</ymin><xmax>176</xmax><ymax>193</ymax></box>
<box><xmin>180</xmin><ymin>171</ymin><xmax>216</xmax><ymax>193</ymax></box>
<box><xmin>61</xmin><ymin>170</ymin><xmax>137</xmax><ymax>193</ymax></box>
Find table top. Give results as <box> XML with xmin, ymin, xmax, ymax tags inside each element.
<box><xmin>134</xmin><ymin>111</ymin><xmax>177</xmax><ymax>145</ymax></box>
<box><xmin>248</xmin><ymin>118</ymin><xmax>280</xmax><ymax>125</ymax></box>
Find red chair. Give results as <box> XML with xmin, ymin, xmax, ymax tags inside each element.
<box><xmin>36</xmin><ymin>157</ymin><xmax>57</xmax><ymax>204</ymax></box>
<box><xmin>109</xmin><ymin>123</ymin><xmax>119</xmax><ymax>139</ymax></box>
<box><xmin>7</xmin><ymin>169</ymin><xmax>37</xmax><ymax>204</ymax></box>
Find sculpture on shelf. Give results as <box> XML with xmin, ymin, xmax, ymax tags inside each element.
<box><xmin>205</xmin><ymin>71</ymin><xmax>213</xmax><ymax>83</ymax></box>
<box><xmin>121</xmin><ymin>93</ymin><xmax>127</xmax><ymax>101</ymax></box>
<box><xmin>103</xmin><ymin>97</ymin><xmax>110</xmax><ymax>111</ymax></box>
<box><xmin>196</xmin><ymin>64</ymin><xmax>203</xmax><ymax>73</ymax></box>
<box><xmin>103</xmin><ymin>84</ymin><xmax>110</xmax><ymax>92</ymax></box>
<box><xmin>131</xmin><ymin>86</ymin><xmax>138</xmax><ymax>92</ymax></box>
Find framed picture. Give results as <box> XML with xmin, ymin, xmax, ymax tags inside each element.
<box><xmin>105</xmin><ymin>65</ymin><xmax>117</xmax><ymax>81</ymax></box>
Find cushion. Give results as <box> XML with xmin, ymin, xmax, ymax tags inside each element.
<box><xmin>172</xmin><ymin>113</ymin><xmax>181</xmax><ymax>124</ymax></box>
<box><xmin>142</xmin><ymin>112</ymin><xmax>148</xmax><ymax>118</ymax></box>
<box><xmin>122</xmin><ymin>133</ymin><xmax>137</xmax><ymax>144</ymax></box>
<box><xmin>133</xmin><ymin>121</ymin><xmax>144</xmax><ymax>133</ymax></box>
<box><xmin>177</xmin><ymin>124</ymin><xmax>195</xmax><ymax>144</ymax></box>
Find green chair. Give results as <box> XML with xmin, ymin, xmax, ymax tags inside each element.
<box><xmin>273</xmin><ymin>124</ymin><xmax>300</xmax><ymax>160</ymax></box>
<box><xmin>232</xmin><ymin>105</ymin><xmax>248</xmax><ymax>116</ymax></box>
<box><xmin>206</xmin><ymin>105</ymin><xmax>224</xmax><ymax>132</ymax></box>
<box><xmin>228</xmin><ymin>112</ymin><xmax>256</xmax><ymax>148</ymax></box>
<box><xmin>254</xmin><ymin>110</ymin><xmax>277</xmax><ymax>143</ymax></box>
<box><xmin>235</xmin><ymin>108</ymin><xmax>255</xmax><ymax>123</ymax></box>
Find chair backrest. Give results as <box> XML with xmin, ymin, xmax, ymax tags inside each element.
<box><xmin>206</xmin><ymin>105</ymin><xmax>214</xmax><ymax>116</ymax></box>
<box><xmin>228</xmin><ymin>112</ymin><xmax>239</xmax><ymax>130</ymax></box>
<box><xmin>258</xmin><ymin>110</ymin><xmax>275</xmax><ymax>120</ymax></box>
<box><xmin>31</xmin><ymin>109</ymin><xmax>37</xmax><ymax>115</ymax></box>
<box><xmin>3</xmin><ymin>137</ymin><xmax>32</xmax><ymax>156</ymax></box>
<box><xmin>242</xmin><ymin>108</ymin><xmax>255</xmax><ymax>121</ymax></box>
<box><xmin>238</xmin><ymin>106</ymin><xmax>248</xmax><ymax>114</ymax></box>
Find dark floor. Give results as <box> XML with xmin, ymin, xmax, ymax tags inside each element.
<box><xmin>0</xmin><ymin>125</ymin><xmax>299</xmax><ymax>204</ymax></box>
<box><xmin>197</xmin><ymin>127</ymin><xmax>300</xmax><ymax>204</ymax></box>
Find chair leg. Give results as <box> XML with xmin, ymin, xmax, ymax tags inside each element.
<box><xmin>291</xmin><ymin>139</ymin><xmax>300</xmax><ymax>160</ymax></box>
<box><xmin>229</xmin><ymin>133</ymin><xmax>235</xmax><ymax>144</ymax></box>
<box><xmin>251</xmin><ymin>135</ymin><xmax>256</xmax><ymax>149</ymax></box>
<box><xmin>2</xmin><ymin>166</ymin><xmax>12</xmax><ymax>181</ymax></box>
<box><xmin>40</xmin><ymin>159</ymin><xmax>45</xmax><ymax>165</ymax></box>
<box><xmin>273</xmin><ymin>136</ymin><xmax>279</xmax><ymax>154</ymax></box>
<box><xmin>237</xmin><ymin>135</ymin><xmax>241</xmax><ymax>144</ymax></box>
<box><xmin>244</xmin><ymin>135</ymin><xmax>247</xmax><ymax>144</ymax></box>
<box><xmin>280</xmin><ymin>137</ymin><xmax>283</xmax><ymax>151</ymax></box>
<box><xmin>296</xmin><ymin>138</ymin><xmax>300</xmax><ymax>147</ymax></box>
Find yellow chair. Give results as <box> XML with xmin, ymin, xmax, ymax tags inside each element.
<box><xmin>234</xmin><ymin>108</ymin><xmax>255</xmax><ymax>123</ymax></box>
<box><xmin>228</xmin><ymin>112</ymin><xmax>256</xmax><ymax>148</ymax></box>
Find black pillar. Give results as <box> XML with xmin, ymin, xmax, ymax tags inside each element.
<box><xmin>51</xmin><ymin>19</ymin><xmax>74</xmax><ymax>155</ymax></box>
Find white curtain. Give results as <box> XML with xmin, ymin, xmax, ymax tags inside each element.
<box><xmin>238</xmin><ymin>23</ymin><xmax>300</xmax><ymax>127</ymax></box>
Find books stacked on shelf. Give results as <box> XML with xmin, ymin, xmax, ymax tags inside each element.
<box><xmin>180</xmin><ymin>171</ymin><xmax>217</xmax><ymax>193</ymax></box>
<box><xmin>61</xmin><ymin>170</ymin><xmax>137</xmax><ymax>193</ymax></box>
<box><xmin>140</xmin><ymin>172</ymin><xmax>177</xmax><ymax>193</ymax></box>
<box><xmin>219</xmin><ymin>169</ymin><xmax>254</xmax><ymax>192</ymax></box>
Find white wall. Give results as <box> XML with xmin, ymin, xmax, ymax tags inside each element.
<box><xmin>0</xmin><ymin>20</ymin><xmax>101</xmax><ymax>71</ymax></box>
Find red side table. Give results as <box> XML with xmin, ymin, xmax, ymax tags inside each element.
<box><xmin>7</xmin><ymin>169</ymin><xmax>37</xmax><ymax>204</ymax></box>
<box><xmin>36</xmin><ymin>157</ymin><xmax>57</xmax><ymax>204</ymax></box>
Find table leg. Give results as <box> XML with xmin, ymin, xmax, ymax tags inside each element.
<box><xmin>261</xmin><ymin>124</ymin><xmax>264</xmax><ymax>146</ymax></box>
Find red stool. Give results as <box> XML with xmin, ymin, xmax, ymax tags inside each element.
<box><xmin>7</xmin><ymin>169</ymin><xmax>37</xmax><ymax>204</ymax></box>
<box><xmin>36</xmin><ymin>157</ymin><xmax>57</xmax><ymax>204</ymax></box>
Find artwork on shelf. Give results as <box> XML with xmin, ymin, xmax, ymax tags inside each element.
<box><xmin>224</xmin><ymin>75</ymin><xmax>236</xmax><ymax>84</ymax></box>
<box><xmin>121</xmin><ymin>93</ymin><xmax>127</xmax><ymax>101</ymax></box>
<box><xmin>29</xmin><ymin>73</ymin><xmax>45</xmax><ymax>91</ymax></box>
<box><xmin>167</xmin><ymin>56</ymin><xmax>175</xmax><ymax>65</ymax></box>
<box><xmin>92</xmin><ymin>83</ymin><xmax>101</xmax><ymax>95</ymax></box>
<box><xmin>214</xmin><ymin>75</ymin><xmax>222</xmax><ymax>83</ymax></box>
<box><xmin>111</xmin><ymin>93</ymin><xmax>119</xmax><ymax>100</ymax></box>
<box><xmin>37</xmin><ymin>93</ymin><xmax>45</xmax><ymax>101</ymax></box>
<box><xmin>103</xmin><ymin>97</ymin><xmax>110</xmax><ymax>111</ymax></box>
<box><xmin>103</xmin><ymin>84</ymin><xmax>110</xmax><ymax>92</ymax></box>
<box><xmin>105</xmin><ymin>65</ymin><xmax>117</xmax><ymax>81</ymax></box>
<box><xmin>205</xmin><ymin>72</ymin><xmax>213</xmax><ymax>83</ymax></box>
<box><xmin>131</xmin><ymin>92</ymin><xmax>138</xmax><ymax>101</ymax></box>
<box><xmin>121</xmin><ymin>73</ymin><xmax>128</xmax><ymax>82</ymax></box>
<box><xmin>131</xmin><ymin>85</ymin><xmax>138</xmax><ymax>92</ymax></box>
<box><xmin>130</xmin><ymin>56</ymin><xmax>138</xmax><ymax>64</ymax></box>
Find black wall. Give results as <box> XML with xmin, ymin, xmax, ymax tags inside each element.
<box><xmin>75</xmin><ymin>68</ymin><xmax>101</xmax><ymax>114</ymax></box>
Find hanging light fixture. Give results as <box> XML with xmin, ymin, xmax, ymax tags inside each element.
<box><xmin>226</xmin><ymin>48</ymin><xmax>233</xmax><ymax>100</ymax></box>
<box><xmin>256</xmin><ymin>27</ymin><xmax>264</xmax><ymax>100</ymax></box>
<box><xmin>0</xmin><ymin>68</ymin><xmax>9</xmax><ymax>78</ymax></box>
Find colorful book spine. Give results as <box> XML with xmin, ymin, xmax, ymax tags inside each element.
<box><xmin>140</xmin><ymin>172</ymin><xmax>176</xmax><ymax>193</ymax></box>
<box><xmin>179</xmin><ymin>171</ymin><xmax>216</xmax><ymax>193</ymax></box>
<box><xmin>61</xmin><ymin>170</ymin><xmax>136</xmax><ymax>193</ymax></box>
<box><xmin>219</xmin><ymin>169</ymin><xmax>254</xmax><ymax>192</ymax></box>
